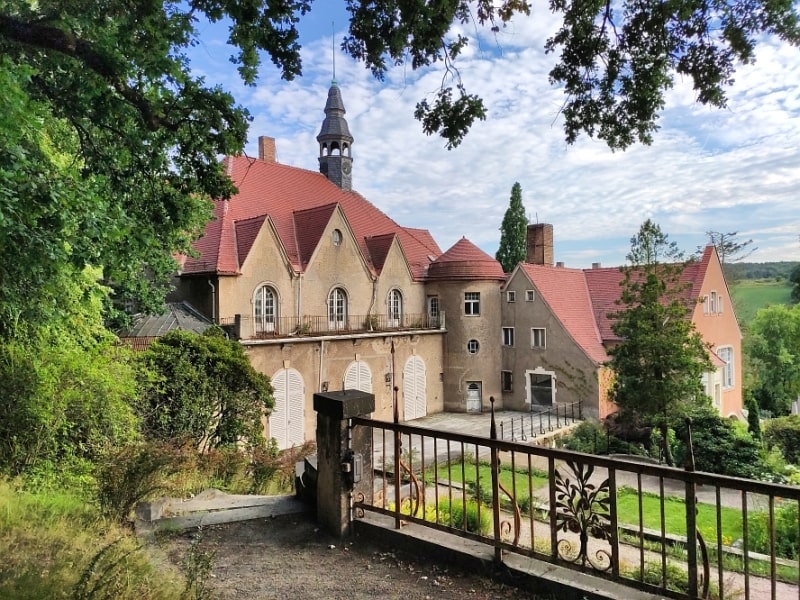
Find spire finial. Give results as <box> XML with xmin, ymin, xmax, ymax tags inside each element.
<box><xmin>331</xmin><ymin>21</ymin><xmax>336</xmax><ymax>85</ymax></box>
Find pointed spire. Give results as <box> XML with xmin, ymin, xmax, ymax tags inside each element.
<box><xmin>317</xmin><ymin>82</ymin><xmax>354</xmax><ymax>191</ymax></box>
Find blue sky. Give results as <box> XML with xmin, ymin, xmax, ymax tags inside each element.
<box><xmin>187</xmin><ymin>5</ymin><xmax>800</xmax><ymax>268</ymax></box>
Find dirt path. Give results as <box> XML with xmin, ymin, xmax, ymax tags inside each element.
<box><xmin>161</xmin><ymin>514</ymin><xmax>548</xmax><ymax>600</ymax></box>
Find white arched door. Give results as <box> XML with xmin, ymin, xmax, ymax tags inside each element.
<box><xmin>344</xmin><ymin>360</ymin><xmax>373</xmax><ymax>393</ymax></box>
<box><xmin>403</xmin><ymin>356</ymin><xmax>427</xmax><ymax>421</ymax></box>
<box><xmin>270</xmin><ymin>368</ymin><xmax>305</xmax><ymax>450</ymax></box>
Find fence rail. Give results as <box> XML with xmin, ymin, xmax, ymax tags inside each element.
<box><xmin>218</xmin><ymin>311</ymin><xmax>443</xmax><ymax>339</ymax></box>
<box><xmin>497</xmin><ymin>401</ymin><xmax>583</xmax><ymax>441</ymax></box>
<box><xmin>351</xmin><ymin>410</ymin><xmax>800</xmax><ymax>600</ymax></box>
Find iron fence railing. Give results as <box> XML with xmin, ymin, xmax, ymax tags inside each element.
<box><xmin>218</xmin><ymin>311</ymin><xmax>443</xmax><ymax>339</ymax></box>
<box><xmin>496</xmin><ymin>401</ymin><xmax>583</xmax><ymax>442</ymax></box>
<box><xmin>352</xmin><ymin>404</ymin><xmax>800</xmax><ymax>600</ymax></box>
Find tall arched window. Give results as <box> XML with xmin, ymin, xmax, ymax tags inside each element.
<box><xmin>328</xmin><ymin>287</ymin><xmax>348</xmax><ymax>330</ymax></box>
<box><xmin>254</xmin><ymin>285</ymin><xmax>277</xmax><ymax>334</ymax></box>
<box><xmin>388</xmin><ymin>289</ymin><xmax>403</xmax><ymax>327</ymax></box>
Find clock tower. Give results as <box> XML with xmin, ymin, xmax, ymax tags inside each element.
<box><xmin>317</xmin><ymin>82</ymin><xmax>354</xmax><ymax>191</ymax></box>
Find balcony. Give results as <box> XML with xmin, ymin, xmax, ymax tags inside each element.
<box><xmin>219</xmin><ymin>312</ymin><xmax>444</xmax><ymax>340</ymax></box>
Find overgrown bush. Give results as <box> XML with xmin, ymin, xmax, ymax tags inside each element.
<box><xmin>747</xmin><ymin>501</ymin><xmax>799</xmax><ymax>560</ymax></box>
<box><xmin>0</xmin><ymin>336</ymin><xmax>140</xmax><ymax>481</ymax></box>
<box><xmin>561</xmin><ymin>420</ymin><xmax>650</xmax><ymax>457</ymax></box>
<box><xmin>97</xmin><ymin>442</ymin><xmax>189</xmax><ymax>521</ymax></box>
<box><xmin>673</xmin><ymin>407</ymin><xmax>762</xmax><ymax>479</ymax></box>
<box><xmin>763</xmin><ymin>415</ymin><xmax>800</xmax><ymax>464</ymax></box>
<box><xmin>136</xmin><ymin>329</ymin><xmax>273</xmax><ymax>451</ymax></box>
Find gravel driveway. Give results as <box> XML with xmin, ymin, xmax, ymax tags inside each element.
<box><xmin>162</xmin><ymin>514</ymin><xmax>548</xmax><ymax>600</ymax></box>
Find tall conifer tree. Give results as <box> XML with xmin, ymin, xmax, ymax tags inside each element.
<box><xmin>609</xmin><ymin>220</ymin><xmax>713</xmax><ymax>466</ymax></box>
<box><xmin>496</xmin><ymin>182</ymin><xmax>528</xmax><ymax>273</ymax></box>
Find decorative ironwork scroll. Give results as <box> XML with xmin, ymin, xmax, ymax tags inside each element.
<box><xmin>498</xmin><ymin>481</ymin><xmax>521</xmax><ymax>546</ymax></box>
<box><xmin>399</xmin><ymin>458</ymin><xmax>422</xmax><ymax>518</ymax></box>
<box><xmin>554</xmin><ymin>460</ymin><xmax>612</xmax><ymax>571</ymax></box>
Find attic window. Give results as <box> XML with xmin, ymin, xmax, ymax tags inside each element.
<box><xmin>526</xmin><ymin>290</ymin><xmax>535</xmax><ymax>302</ymax></box>
<box><xmin>506</xmin><ymin>291</ymin><xmax>516</xmax><ymax>303</ymax></box>
<box><xmin>332</xmin><ymin>229</ymin><xmax>342</xmax><ymax>246</ymax></box>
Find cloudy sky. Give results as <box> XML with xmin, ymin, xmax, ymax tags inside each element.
<box><xmin>188</xmin><ymin>4</ymin><xmax>800</xmax><ymax>268</ymax></box>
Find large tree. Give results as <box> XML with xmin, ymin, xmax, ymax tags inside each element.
<box><xmin>136</xmin><ymin>329</ymin><xmax>274</xmax><ymax>450</ymax></box>
<box><xmin>496</xmin><ymin>182</ymin><xmax>528</xmax><ymax>273</ymax></box>
<box><xmin>746</xmin><ymin>303</ymin><xmax>800</xmax><ymax>416</ymax></box>
<box><xmin>703</xmin><ymin>231</ymin><xmax>757</xmax><ymax>264</ymax></box>
<box><xmin>608</xmin><ymin>220</ymin><xmax>713</xmax><ymax>466</ymax></box>
<box><xmin>1</xmin><ymin>1</ymin><xmax>798</xmax><ymax>332</ymax></box>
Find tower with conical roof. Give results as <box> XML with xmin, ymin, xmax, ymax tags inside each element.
<box><xmin>317</xmin><ymin>82</ymin><xmax>354</xmax><ymax>191</ymax></box>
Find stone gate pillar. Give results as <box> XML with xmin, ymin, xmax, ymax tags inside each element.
<box><xmin>313</xmin><ymin>389</ymin><xmax>374</xmax><ymax>538</ymax></box>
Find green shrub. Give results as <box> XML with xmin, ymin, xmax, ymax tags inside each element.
<box><xmin>439</xmin><ymin>498</ymin><xmax>491</xmax><ymax>535</ymax></box>
<box><xmin>673</xmin><ymin>407</ymin><xmax>762</xmax><ymax>478</ymax></box>
<box><xmin>747</xmin><ymin>502</ymin><xmax>799</xmax><ymax>560</ymax></box>
<box><xmin>763</xmin><ymin>415</ymin><xmax>800</xmax><ymax>464</ymax></box>
<box><xmin>136</xmin><ymin>330</ymin><xmax>273</xmax><ymax>451</ymax></box>
<box><xmin>96</xmin><ymin>442</ymin><xmax>189</xmax><ymax>521</ymax></box>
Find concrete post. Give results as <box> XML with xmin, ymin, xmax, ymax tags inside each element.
<box><xmin>313</xmin><ymin>389</ymin><xmax>374</xmax><ymax>538</ymax></box>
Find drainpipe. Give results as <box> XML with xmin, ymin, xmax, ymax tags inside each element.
<box><xmin>367</xmin><ymin>277</ymin><xmax>377</xmax><ymax>330</ymax></box>
<box><xmin>296</xmin><ymin>272</ymin><xmax>303</xmax><ymax>324</ymax></box>
<box><xmin>207</xmin><ymin>279</ymin><xmax>216</xmax><ymax>323</ymax></box>
<box><xmin>319</xmin><ymin>339</ymin><xmax>326</xmax><ymax>392</ymax></box>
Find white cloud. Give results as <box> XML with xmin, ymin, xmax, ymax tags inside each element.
<box><xmin>189</xmin><ymin>8</ymin><xmax>800</xmax><ymax>268</ymax></box>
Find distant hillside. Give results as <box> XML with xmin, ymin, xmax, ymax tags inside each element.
<box><xmin>723</xmin><ymin>261</ymin><xmax>798</xmax><ymax>282</ymax></box>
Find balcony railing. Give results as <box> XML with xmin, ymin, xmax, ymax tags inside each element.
<box><xmin>219</xmin><ymin>312</ymin><xmax>444</xmax><ymax>340</ymax></box>
<box><xmin>352</xmin><ymin>407</ymin><xmax>800</xmax><ymax>600</ymax></box>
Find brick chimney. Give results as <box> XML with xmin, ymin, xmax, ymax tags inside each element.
<box><xmin>258</xmin><ymin>136</ymin><xmax>276</xmax><ymax>162</ymax></box>
<box><xmin>526</xmin><ymin>223</ymin><xmax>554</xmax><ymax>266</ymax></box>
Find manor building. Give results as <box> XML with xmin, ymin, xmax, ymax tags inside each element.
<box><xmin>168</xmin><ymin>83</ymin><xmax>743</xmax><ymax>448</ymax></box>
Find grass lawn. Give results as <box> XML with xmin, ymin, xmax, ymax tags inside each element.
<box><xmin>427</xmin><ymin>460</ymin><xmax>549</xmax><ymax>510</ymax></box>
<box><xmin>616</xmin><ymin>489</ymin><xmax>743</xmax><ymax>543</ymax></box>
<box><xmin>731</xmin><ymin>279</ymin><xmax>793</xmax><ymax>325</ymax></box>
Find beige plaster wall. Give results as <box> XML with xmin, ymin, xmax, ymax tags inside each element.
<box><xmin>427</xmin><ymin>279</ymin><xmax>503</xmax><ymax>412</ymax></box>
<box><xmin>244</xmin><ymin>332</ymin><xmax>445</xmax><ymax>443</ymax></box>
<box><xmin>501</xmin><ymin>271</ymin><xmax>602</xmax><ymax>419</ymax></box>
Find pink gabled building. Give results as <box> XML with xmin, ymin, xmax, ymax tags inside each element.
<box><xmin>501</xmin><ymin>226</ymin><xmax>743</xmax><ymax>420</ymax></box>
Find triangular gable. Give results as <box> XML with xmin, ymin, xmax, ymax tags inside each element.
<box><xmin>235</xmin><ymin>214</ymin><xmax>267</xmax><ymax>268</ymax></box>
<box><xmin>295</xmin><ymin>203</ymin><xmax>375</xmax><ymax>279</ymax></box>
<box><xmin>365</xmin><ymin>233</ymin><xmax>396</xmax><ymax>273</ymax></box>
<box><xmin>234</xmin><ymin>214</ymin><xmax>296</xmax><ymax>276</ymax></box>
<box><xmin>518</xmin><ymin>263</ymin><xmax>608</xmax><ymax>365</ymax></box>
<box><xmin>292</xmin><ymin>203</ymin><xmax>338</xmax><ymax>269</ymax></box>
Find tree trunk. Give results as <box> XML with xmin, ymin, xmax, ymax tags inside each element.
<box><xmin>660</xmin><ymin>422</ymin><xmax>674</xmax><ymax>466</ymax></box>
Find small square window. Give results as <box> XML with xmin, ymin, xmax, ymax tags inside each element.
<box><xmin>464</xmin><ymin>292</ymin><xmax>480</xmax><ymax>316</ymax></box>
<box><xmin>467</xmin><ymin>339</ymin><xmax>480</xmax><ymax>354</ymax></box>
<box><xmin>506</xmin><ymin>291</ymin><xmax>516</xmax><ymax>303</ymax></box>
<box><xmin>531</xmin><ymin>328</ymin><xmax>546</xmax><ymax>349</ymax></box>
<box><xmin>526</xmin><ymin>290</ymin><xmax>535</xmax><ymax>302</ymax></box>
<box><xmin>502</xmin><ymin>371</ymin><xmax>513</xmax><ymax>392</ymax></box>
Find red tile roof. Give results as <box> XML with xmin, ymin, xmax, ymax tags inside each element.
<box><xmin>427</xmin><ymin>237</ymin><xmax>506</xmax><ymax>281</ymax></box>
<box><xmin>519</xmin><ymin>264</ymin><xmax>608</xmax><ymax>364</ymax></box>
<box><xmin>520</xmin><ymin>247</ymin><xmax>717</xmax><ymax>362</ymax></box>
<box><xmin>584</xmin><ymin>247</ymin><xmax>713</xmax><ymax>342</ymax></box>
<box><xmin>182</xmin><ymin>155</ymin><xmax>442</xmax><ymax>280</ymax></box>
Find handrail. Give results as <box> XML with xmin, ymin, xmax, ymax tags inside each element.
<box><xmin>352</xmin><ymin>415</ymin><xmax>800</xmax><ymax>600</ymax></box>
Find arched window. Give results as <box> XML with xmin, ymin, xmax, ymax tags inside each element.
<box><xmin>328</xmin><ymin>287</ymin><xmax>348</xmax><ymax>330</ymax></box>
<box><xmin>388</xmin><ymin>289</ymin><xmax>403</xmax><ymax>327</ymax></box>
<box><xmin>254</xmin><ymin>285</ymin><xmax>277</xmax><ymax>334</ymax></box>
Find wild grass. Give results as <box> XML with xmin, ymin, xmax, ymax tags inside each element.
<box><xmin>0</xmin><ymin>479</ymin><xmax>185</xmax><ymax>600</ymax></box>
